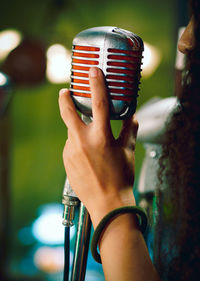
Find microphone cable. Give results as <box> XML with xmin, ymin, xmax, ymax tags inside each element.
<box><xmin>63</xmin><ymin>226</ymin><xmax>70</xmax><ymax>281</ymax></box>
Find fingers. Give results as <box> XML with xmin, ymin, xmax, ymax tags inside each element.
<box><xmin>89</xmin><ymin>67</ymin><xmax>111</xmax><ymax>132</ymax></box>
<box><xmin>58</xmin><ymin>88</ymin><xmax>84</xmax><ymax>131</ymax></box>
<box><xmin>117</xmin><ymin>114</ymin><xmax>139</xmax><ymax>150</ymax></box>
<box><xmin>59</xmin><ymin>68</ymin><xmax>113</xmax><ymax>141</ymax></box>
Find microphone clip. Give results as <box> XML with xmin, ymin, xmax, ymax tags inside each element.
<box><xmin>62</xmin><ymin>179</ymin><xmax>79</xmax><ymax>227</ymax></box>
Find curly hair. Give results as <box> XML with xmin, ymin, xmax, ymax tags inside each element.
<box><xmin>154</xmin><ymin>0</ymin><xmax>200</xmax><ymax>280</ymax></box>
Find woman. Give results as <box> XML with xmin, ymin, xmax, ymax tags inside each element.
<box><xmin>58</xmin><ymin>0</ymin><xmax>200</xmax><ymax>279</ymax></box>
<box><xmin>154</xmin><ymin>2</ymin><xmax>200</xmax><ymax>280</ymax></box>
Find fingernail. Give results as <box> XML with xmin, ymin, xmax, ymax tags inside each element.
<box><xmin>89</xmin><ymin>67</ymin><xmax>98</xmax><ymax>78</ymax></box>
<box><xmin>59</xmin><ymin>89</ymin><xmax>67</xmax><ymax>96</ymax></box>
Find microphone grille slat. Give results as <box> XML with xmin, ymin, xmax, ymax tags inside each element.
<box><xmin>72</xmin><ymin>91</ymin><xmax>135</xmax><ymax>102</ymax></box>
<box><xmin>106</xmin><ymin>67</ymin><xmax>139</xmax><ymax>76</ymax></box>
<box><xmin>74</xmin><ymin>45</ymin><xmax>100</xmax><ymax>52</ymax></box>
<box><xmin>108</xmin><ymin>81</ymin><xmax>137</xmax><ymax>88</ymax></box>
<box><xmin>72</xmin><ymin>65</ymin><xmax>90</xmax><ymax>72</ymax></box>
<box><xmin>73</xmin><ymin>52</ymin><xmax>99</xmax><ymax>58</ymax></box>
<box><xmin>72</xmin><ymin>85</ymin><xmax>90</xmax><ymax>91</ymax></box>
<box><xmin>71</xmin><ymin>71</ymin><xmax>88</xmax><ymax>78</ymax></box>
<box><xmin>106</xmin><ymin>74</ymin><xmax>140</xmax><ymax>82</ymax></box>
<box><xmin>72</xmin><ymin>78</ymin><xmax>89</xmax><ymax>84</ymax></box>
<box><xmin>107</xmin><ymin>61</ymin><xmax>140</xmax><ymax>69</ymax></box>
<box><xmin>72</xmin><ymin>58</ymin><xmax>99</xmax><ymax>65</ymax></box>
<box><xmin>108</xmin><ymin>48</ymin><xmax>142</xmax><ymax>56</ymax></box>
<box><xmin>107</xmin><ymin>55</ymin><xmax>141</xmax><ymax>62</ymax></box>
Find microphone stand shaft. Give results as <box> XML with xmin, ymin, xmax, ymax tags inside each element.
<box><xmin>71</xmin><ymin>202</ymin><xmax>91</xmax><ymax>281</ymax></box>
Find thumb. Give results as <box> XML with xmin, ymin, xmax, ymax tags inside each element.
<box><xmin>117</xmin><ymin>114</ymin><xmax>139</xmax><ymax>150</ymax></box>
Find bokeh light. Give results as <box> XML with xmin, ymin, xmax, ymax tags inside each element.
<box><xmin>0</xmin><ymin>29</ymin><xmax>22</xmax><ymax>60</ymax></box>
<box><xmin>32</xmin><ymin>203</ymin><xmax>75</xmax><ymax>245</ymax></box>
<box><xmin>0</xmin><ymin>72</ymin><xmax>7</xmax><ymax>86</ymax></box>
<box><xmin>46</xmin><ymin>44</ymin><xmax>71</xmax><ymax>84</ymax></box>
<box><xmin>142</xmin><ymin>42</ymin><xmax>161</xmax><ymax>78</ymax></box>
<box><xmin>34</xmin><ymin>246</ymin><xmax>65</xmax><ymax>273</ymax></box>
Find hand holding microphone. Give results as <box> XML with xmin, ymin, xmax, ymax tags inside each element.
<box><xmin>59</xmin><ymin>67</ymin><xmax>138</xmax><ymax>227</ymax></box>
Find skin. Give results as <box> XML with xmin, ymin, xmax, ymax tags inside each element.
<box><xmin>58</xmin><ymin>18</ymin><xmax>193</xmax><ymax>281</ymax></box>
<box><xmin>59</xmin><ymin>68</ymin><xmax>138</xmax><ymax>228</ymax></box>
<box><xmin>178</xmin><ymin>17</ymin><xmax>194</xmax><ymax>54</ymax></box>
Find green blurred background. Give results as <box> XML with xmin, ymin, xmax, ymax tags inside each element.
<box><xmin>0</xmin><ymin>0</ymin><xmax>180</xmax><ymax>279</ymax></box>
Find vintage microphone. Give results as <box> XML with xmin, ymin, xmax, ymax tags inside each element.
<box><xmin>62</xmin><ymin>26</ymin><xmax>144</xmax><ymax>281</ymax></box>
<box><xmin>70</xmin><ymin>26</ymin><xmax>143</xmax><ymax>119</ymax></box>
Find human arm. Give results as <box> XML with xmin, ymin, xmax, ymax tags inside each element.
<box><xmin>58</xmin><ymin>67</ymin><xmax>160</xmax><ymax>281</ymax></box>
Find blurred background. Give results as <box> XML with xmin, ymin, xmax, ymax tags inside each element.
<box><xmin>0</xmin><ymin>0</ymin><xmax>188</xmax><ymax>280</ymax></box>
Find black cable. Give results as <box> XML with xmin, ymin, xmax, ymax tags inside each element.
<box><xmin>63</xmin><ymin>226</ymin><xmax>70</xmax><ymax>281</ymax></box>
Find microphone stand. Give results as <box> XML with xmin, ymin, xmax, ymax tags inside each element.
<box><xmin>62</xmin><ymin>115</ymin><xmax>92</xmax><ymax>281</ymax></box>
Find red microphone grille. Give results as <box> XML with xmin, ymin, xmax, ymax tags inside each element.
<box><xmin>70</xmin><ymin>26</ymin><xmax>143</xmax><ymax>120</ymax></box>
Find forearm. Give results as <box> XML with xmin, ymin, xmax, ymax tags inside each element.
<box><xmin>97</xmin><ymin>213</ymin><xmax>160</xmax><ymax>281</ymax></box>
<box><xmin>88</xmin><ymin>192</ymin><xmax>160</xmax><ymax>281</ymax></box>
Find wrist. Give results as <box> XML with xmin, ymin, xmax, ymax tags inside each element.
<box><xmin>86</xmin><ymin>189</ymin><xmax>136</xmax><ymax>228</ymax></box>
<box><xmin>91</xmin><ymin>206</ymin><xmax>148</xmax><ymax>263</ymax></box>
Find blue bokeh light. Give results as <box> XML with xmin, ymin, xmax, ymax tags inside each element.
<box><xmin>32</xmin><ymin>203</ymin><xmax>75</xmax><ymax>245</ymax></box>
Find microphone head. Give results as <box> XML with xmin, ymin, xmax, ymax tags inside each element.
<box><xmin>70</xmin><ymin>26</ymin><xmax>144</xmax><ymax>120</ymax></box>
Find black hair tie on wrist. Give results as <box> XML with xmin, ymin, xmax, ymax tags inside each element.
<box><xmin>91</xmin><ymin>206</ymin><xmax>148</xmax><ymax>263</ymax></box>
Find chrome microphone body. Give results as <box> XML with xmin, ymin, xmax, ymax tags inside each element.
<box><xmin>70</xmin><ymin>26</ymin><xmax>144</xmax><ymax>120</ymax></box>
